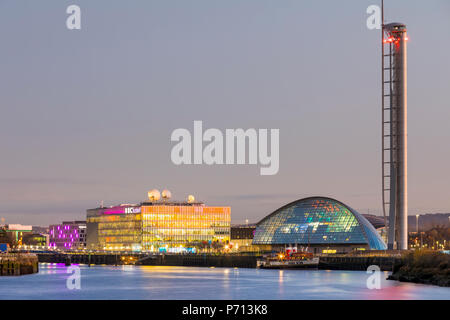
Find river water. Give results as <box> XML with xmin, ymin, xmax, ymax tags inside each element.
<box><xmin>0</xmin><ymin>263</ymin><xmax>449</xmax><ymax>299</ymax></box>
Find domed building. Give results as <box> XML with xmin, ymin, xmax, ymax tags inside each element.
<box><xmin>252</xmin><ymin>197</ymin><xmax>387</xmax><ymax>253</ymax></box>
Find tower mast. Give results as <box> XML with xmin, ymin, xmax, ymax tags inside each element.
<box><xmin>381</xmin><ymin>1</ymin><xmax>408</xmax><ymax>250</ymax></box>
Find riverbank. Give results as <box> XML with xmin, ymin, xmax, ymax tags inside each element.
<box><xmin>318</xmin><ymin>255</ymin><xmax>399</xmax><ymax>271</ymax></box>
<box><xmin>0</xmin><ymin>253</ymin><xmax>39</xmax><ymax>276</ymax></box>
<box><xmin>388</xmin><ymin>251</ymin><xmax>450</xmax><ymax>287</ymax></box>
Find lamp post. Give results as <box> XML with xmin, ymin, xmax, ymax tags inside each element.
<box><xmin>416</xmin><ymin>214</ymin><xmax>424</xmax><ymax>248</ymax></box>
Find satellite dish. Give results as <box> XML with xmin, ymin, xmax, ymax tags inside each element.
<box><xmin>148</xmin><ymin>189</ymin><xmax>161</xmax><ymax>202</ymax></box>
<box><xmin>187</xmin><ymin>195</ymin><xmax>195</xmax><ymax>203</ymax></box>
<box><xmin>161</xmin><ymin>190</ymin><xmax>172</xmax><ymax>200</ymax></box>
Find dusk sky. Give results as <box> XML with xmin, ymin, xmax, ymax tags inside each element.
<box><xmin>1</xmin><ymin>0</ymin><xmax>449</xmax><ymax>226</ymax></box>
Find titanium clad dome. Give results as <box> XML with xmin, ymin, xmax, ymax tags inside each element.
<box><xmin>252</xmin><ymin>197</ymin><xmax>387</xmax><ymax>250</ymax></box>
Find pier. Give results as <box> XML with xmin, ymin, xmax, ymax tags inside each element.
<box><xmin>318</xmin><ymin>255</ymin><xmax>401</xmax><ymax>271</ymax></box>
<box><xmin>37</xmin><ymin>252</ymin><xmax>258</xmax><ymax>268</ymax></box>
<box><xmin>37</xmin><ymin>252</ymin><xmax>145</xmax><ymax>266</ymax></box>
<box><xmin>36</xmin><ymin>252</ymin><xmax>403</xmax><ymax>271</ymax></box>
<box><xmin>136</xmin><ymin>253</ymin><xmax>257</xmax><ymax>268</ymax></box>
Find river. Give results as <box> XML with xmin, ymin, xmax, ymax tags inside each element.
<box><xmin>0</xmin><ymin>263</ymin><xmax>449</xmax><ymax>299</ymax></box>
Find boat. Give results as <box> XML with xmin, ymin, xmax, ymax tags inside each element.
<box><xmin>257</xmin><ymin>251</ymin><xmax>319</xmax><ymax>269</ymax></box>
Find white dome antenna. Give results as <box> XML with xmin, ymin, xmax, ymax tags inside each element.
<box><xmin>148</xmin><ymin>189</ymin><xmax>161</xmax><ymax>202</ymax></box>
<box><xmin>161</xmin><ymin>190</ymin><xmax>172</xmax><ymax>200</ymax></box>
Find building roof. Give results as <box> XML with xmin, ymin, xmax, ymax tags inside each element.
<box><xmin>87</xmin><ymin>201</ymin><xmax>206</xmax><ymax>212</ymax></box>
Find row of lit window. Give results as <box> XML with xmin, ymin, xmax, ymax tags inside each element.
<box><xmin>143</xmin><ymin>222</ymin><xmax>230</xmax><ymax>229</ymax></box>
<box><xmin>142</xmin><ymin>214</ymin><xmax>229</xmax><ymax>221</ymax></box>
<box><xmin>87</xmin><ymin>214</ymin><xmax>141</xmax><ymax>223</ymax></box>
<box><xmin>141</xmin><ymin>206</ymin><xmax>230</xmax><ymax>215</ymax></box>
<box><xmin>98</xmin><ymin>222</ymin><xmax>141</xmax><ymax>230</ymax></box>
<box><xmin>142</xmin><ymin>211</ymin><xmax>229</xmax><ymax>216</ymax></box>
<box><xmin>99</xmin><ymin>236</ymin><xmax>141</xmax><ymax>243</ymax></box>
<box><xmin>98</xmin><ymin>229</ymin><xmax>141</xmax><ymax>236</ymax></box>
<box><xmin>143</xmin><ymin>229</ymin><xmax>224</xmax><ymax>235</ymax></box>
<box><xmin>142</xmin><ymin>235</ymin><xmax>229</xmax><ymax>242</ymax></box>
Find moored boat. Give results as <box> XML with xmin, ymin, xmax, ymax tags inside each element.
<box><xmin>257</xmin><ymin>251</ymin><xmax>319</xmax><ymax>269</ymax></box>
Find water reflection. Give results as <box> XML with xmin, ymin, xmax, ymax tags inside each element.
<box><xmin>278</xmin><ymin>270</ymin><xmax>284</xmax><ymax>283</ymax></box>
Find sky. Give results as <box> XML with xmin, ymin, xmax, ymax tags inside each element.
<box><xmin>0</xmin><ymin>0</ymin><xmax>449</xmax><ymax>226</ymax></box>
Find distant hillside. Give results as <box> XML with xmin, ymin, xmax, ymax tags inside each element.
<box><xmin>362</xmin><ymin>213</ymin><xmax>450</xmax><ymax>232</ymax></box>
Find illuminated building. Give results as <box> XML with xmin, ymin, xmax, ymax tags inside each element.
<box><xmin>86</xmin><ymin>191</ymin><xmax>231</xmax><ymax>252</ymax></box>
<box><xmin>3</xmin><ymin>224</ymin><xmax>33</xmax><ymax>246</ymax></box>
<box><xmin>141</xmin><ymin>202</ymin><xmax>230</xmax><ymax>251</ymax></box>
<box><xmin>252</xmin><ymin>197</ymin><xmax>387</xmax><ymax>254</ymax></box>
<box><xmin>22</xmin><ymin>233</ymin><xmax>48</xmax><ymax>247</ymax></box>
<box><xmin>230</xmin><ymin>225</ymin><xmax>258</xmax><ymax>252</ymax></box>
<box><xmin>49</xmin><ymin>221</ymin><xmax>86</xmax><ymax>250</ymax></box>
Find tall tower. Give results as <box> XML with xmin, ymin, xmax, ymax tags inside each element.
<box><xmin>381</xmin><ymin>13</ymin><xmax>408</xmax><ymax>249</ymax></box>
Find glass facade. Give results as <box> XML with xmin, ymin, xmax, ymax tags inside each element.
<box><xmin>86</xmin><ymin>203</ymin><xmax>231</xmax><ymax>251</ymax></box>
<box><xmin>142</xmin><ymin>204</ymin><xmax>230</xmax><ymax>250</ymax></box>
<box><xmin>252</xmin><ymin>197</ymin><xmax>387</xmax><ymax>250</ymax></box>
<box><xmin>86</xmin><ymin>206</ymin><xmax>142</xmax><ymax>251</ymax></box>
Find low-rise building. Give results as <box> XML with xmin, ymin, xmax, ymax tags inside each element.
<box><xmin>49</xmin><ymin>221</ymin><xmax>86</xmax><ymax>250</ymax></box>
<box><xmin>230</xmin><ymin>225</ymin><xmax>258</xmax><ymax>252</ymax></box>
